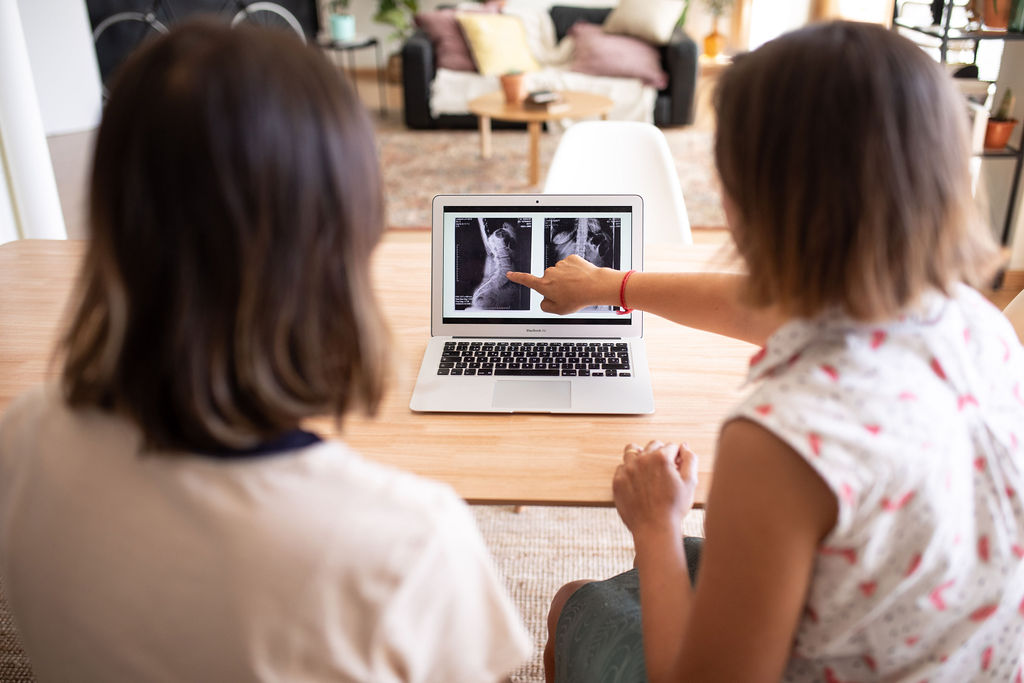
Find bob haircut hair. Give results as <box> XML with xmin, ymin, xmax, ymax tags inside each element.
<box><xmin>714</xmin><ymin>21</ymin><xmax>1000</xmax><ymax>321</ymax></box>
<box><xmin>61</xmin><ymin>20</ymin><xmax>388</xmax><ymax>452</ymax></box>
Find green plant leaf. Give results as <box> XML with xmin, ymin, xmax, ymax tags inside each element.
<box><xmin>677</xmin><ymin>0</ymin><xmax>692</xmax><ymax>28</ymax></box>
<box><xmin>374</xmin><ymin>0</ymin><xmax>420</xmax><ymax>40</ymax></box>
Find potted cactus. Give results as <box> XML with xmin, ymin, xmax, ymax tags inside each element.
<box><xmin>985</xmin><ymin>88</ymin><xmax>1018</xmax><ymax>150</ymax></box>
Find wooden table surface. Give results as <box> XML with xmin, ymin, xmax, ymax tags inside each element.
<box><xmin>0</xmin><ymin>231</ymin><xmax>754</xmax><ymax>507</ymax></box>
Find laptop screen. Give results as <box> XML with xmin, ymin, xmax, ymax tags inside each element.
<box><xmin>441</xmin><ymin>204</ymin><xmax>634</xmax><ymax>325</ymax></box>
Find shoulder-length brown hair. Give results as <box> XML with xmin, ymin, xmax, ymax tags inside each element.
<box><xmin>714</xmin><ymin>21</ymin><xmax>999</xmax><ymax>321</ymax></box>
<box><xmin>61</xmin><ymin>20</ymin><xmax>388</xmax><ymax>452</ymax></box>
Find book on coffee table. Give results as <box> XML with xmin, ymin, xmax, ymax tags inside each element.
<box><xmin>523</xmin><ymin>90</ymin><xmax>569</xmax><ymax>113</ymax></box>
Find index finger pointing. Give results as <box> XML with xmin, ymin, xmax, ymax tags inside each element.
<box><xmin>505</xmin><ymin>271</ymin><xmax>543</xmax><ymax>290</ymax></box>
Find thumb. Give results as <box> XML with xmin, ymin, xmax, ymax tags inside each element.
<box><xmin>506</xmin><ymin>271</ymin><xmax>542</xmax><ymax>289</ymax></box>
<box><xmin>675</xmin><ymin>444</ymin><xmax>699</xmax><ymax>482</ymax></box>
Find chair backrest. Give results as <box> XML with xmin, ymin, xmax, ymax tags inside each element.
<box><xmin>543</xmin><ymin>121</ymin><xmax>693</xmax><ymax>245</ymax></box>
<box><xmin>1005</xmin><ymin>288</ymin><xmax>1024</xmax><ymax>343</ymax></box>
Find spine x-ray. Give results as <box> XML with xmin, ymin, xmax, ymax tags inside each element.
<box><xmin>545</xmin><ymin>217</ymin><xmax>621</xmax><ymax>311</ymax></box>
<box><xmin>454</xmin><ymin>217</ymin><xmax>532</xmax><ymax>311</ymax></box>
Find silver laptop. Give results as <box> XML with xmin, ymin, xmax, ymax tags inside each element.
<box><xmin>409</xmin><ymin>194</ymin><xmax>654</xmax><ymax>414</ymax></box>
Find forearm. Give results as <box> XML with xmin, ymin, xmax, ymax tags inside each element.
<box><xmin>598</xmin><ymin>269</ymin><xmax>783</xmax><ymax>346</ymax></box>
<box><xmin>633</xmin><ymin>525</ymin><xmax>693</xmax><ymax>683</ymax></box>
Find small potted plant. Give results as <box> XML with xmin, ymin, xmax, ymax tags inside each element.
<box><xmin>374</xmin><ymin>0</ymin><xmax>420</xmax><ymax>81</ymax></box>
<box><xmin>500</xmin><ymin>70</ymin><xmax>526</xmax><ymax>104</ymax></box>
<box><xmin>702</xmin><ymin>0</ymin><xmax>732</xmax><ymax>58</ymax></box>
<box><xmin>982</xmin><ymin>0</ymin><xmax>1012</xmax><ymax>29</ymax></box>
<box><xmin>985</xmin><ymin>88</ymin><xmax>1018</xmax><ymax>150</ymax></box>
<box><xmin>327</xmin><ymin>0</ymin><xmax>355</xmax><ymax>43</ymax></box>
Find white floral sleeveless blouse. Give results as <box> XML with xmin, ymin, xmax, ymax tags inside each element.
<box><xmin>731</xmin><ymin>285</ymin><xmax>1024</xmax><ymax>682</ymax></box>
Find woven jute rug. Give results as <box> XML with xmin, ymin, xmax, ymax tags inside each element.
<box><xmin>376</xmin><ymin>118</ymin><xmax>726</xmax><ymax>232</ymax></box>
<box><xmin>474</xmin><ymin>505</ymin><xmax>707</xmax><ymax>683</ymax></box>
<box><xmin>0</xmin><ymin>579</ymin><xmax>32</xmax><ymax>682</ymax></box>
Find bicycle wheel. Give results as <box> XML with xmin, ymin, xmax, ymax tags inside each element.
<box><xmin>230</xmin><ymin>3</ymin><xmax>307</xmax><ymax>43</ymax></box>
<box><xmin>93</xmin><ymin>12</ymin><xmax>169</xmax><ymax>96</ymax></box>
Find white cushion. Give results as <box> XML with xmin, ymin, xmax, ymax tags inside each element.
<box><xmin>603</xmin><ymin>0</ymin><xmax>687</xmax><ymax>46</ymax></box>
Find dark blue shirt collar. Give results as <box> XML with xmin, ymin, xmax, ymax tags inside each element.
<box><xmin>200</xmin><ymin>429</ymin><xmax>322</xmax><ymax>459</ymax></box>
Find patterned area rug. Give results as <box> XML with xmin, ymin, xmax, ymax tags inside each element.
<box><xmin>376</xmin><ymin>118</ymin><xmax>727</xmax><ymax>231</ymax></box>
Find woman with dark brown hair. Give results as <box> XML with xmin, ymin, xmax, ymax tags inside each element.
<box><xmin>509</xmin><ymin>20</ymin><xmax>1024</xmax><ymax>683</ymax></box>
<box><xmin>0</xmin><ymin>20</ymin><xmax>529</xmax><ymax>682</ymax></box>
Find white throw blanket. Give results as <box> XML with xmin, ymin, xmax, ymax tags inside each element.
<box><xmin>429</xmin><ymin>2</ymin><xmax>657</xmax><ymax>125</ymax></box>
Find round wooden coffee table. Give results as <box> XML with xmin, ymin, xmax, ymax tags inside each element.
<box><xmin>467</xmin><ymin>90</ymin><xmax>615</xmax><ymax>186</ymax></box>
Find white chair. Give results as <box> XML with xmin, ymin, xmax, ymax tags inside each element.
<box><xmin>1005</xmin><ymin>289</ymin><xmax>1024</xmax><ymax>343</ymax></box>
<box><xmin>543</xmin><ymin>121</ymin><xmax>693</xmax><ymax>245</ymax></box>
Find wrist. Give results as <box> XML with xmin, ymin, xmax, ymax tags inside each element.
<box><xmin>631</xmin><ymin>519</ymin><xmax>682</xmax><ymax>553</ymax></box>
<box><xmin>599</xmin><ymin>267</ymin><xmax>632</xmax><ymax>308</ymax></box>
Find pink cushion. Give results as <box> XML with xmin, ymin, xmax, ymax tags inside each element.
<box><xmin>414</xmin><ymin>9</ymin><xmax>476</xmax><ymax>71</ymax></box>
<box><xmin>569</xmin><ymin>22</ymin><xmax>668</xmax><ymax>89</ymax></box>
<box><xmin>414</xmin><ymin>3</ymin><xmax>502</xmax><ymax>73</ymax></box>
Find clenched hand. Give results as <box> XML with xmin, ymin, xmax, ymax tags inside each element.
<box><xmin>613</xmin><ymin>440</ymin><xmax>698</xmax><ymax>536</ymax></box>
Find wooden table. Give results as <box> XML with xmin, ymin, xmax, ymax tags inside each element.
<box><xmin>0</xmin><ymin>232</ymin><xmax>754</xmax><ymax>507</ymax></box>
<box><xmin>467</xmin><ymin>91</ymin><xmax>614</xmax><ymax>187</ymax></box>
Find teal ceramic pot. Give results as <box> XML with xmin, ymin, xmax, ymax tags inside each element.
<box><xmin>330</xmin><ymin>14</ymin><xmax>355</xmax><ymax>42</ymax></box>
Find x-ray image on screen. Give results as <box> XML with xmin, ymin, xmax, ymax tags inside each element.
<box><xmin>545</xmin><ymin>217</ymin><xmax>620</xmax><ymax>269</ymax></box>
<box><xmin>453</xmin><ymin>217</ymin><xmax>532</xmax><ymax>311</ymax></box>
<box><xmin>544</xmin><ymin>217</ymin><xmax>621</xmax><ymax>312</ymax></box>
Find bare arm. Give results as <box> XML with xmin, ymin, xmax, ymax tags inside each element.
<box><xmin>618</xmin><ymin>422</ymin><xmax>838</xmax><ymax>683</ymax></box>
<box><xmin>612</xmin><ymin>440</ymin><xmax>698</xmax><ymax>682</ymax></box>
<box><xmin>506</xmin><ymin>255</ymin><xmax>785</xmax><ymax>346</ymax></box>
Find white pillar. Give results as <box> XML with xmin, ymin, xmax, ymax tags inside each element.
<box><xmin>0</xmin><ymin>0</ymin><xmax>67</xmax><ymax>241</ymax></box>
<box><xmin>17</xmin><ymin>0</ymin><xmax>102</xmax><ymax>136</ymax></box>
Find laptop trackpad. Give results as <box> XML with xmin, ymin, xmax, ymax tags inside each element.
<box><xmin>492</xmin><ymin>380</ymin><xmax>571</xmax><ymax>411</ymax></box>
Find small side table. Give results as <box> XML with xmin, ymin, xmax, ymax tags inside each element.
<box><xmin>318</xmin><ymin>36</ymin><xmax>387</xmax><ymax>117</ymax></box>
<box><xmin>467</xmin><ymin>91</ymin><xmax>614</xmax><ymax>186</ymax></box>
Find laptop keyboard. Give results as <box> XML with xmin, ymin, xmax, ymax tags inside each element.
<box><xmin>437</xmin><ymin>341</ymin><xmax>631</xmax><ymax>377</ymax></box>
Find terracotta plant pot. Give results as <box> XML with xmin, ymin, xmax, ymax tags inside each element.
<box><xmin>984</xmin><ymin>118</ymin><xmax>1019</xmax><ymax>149</ymax></box>
<box><xmin>983</xmin><ymin>0</ymin><xmax>1011</xmax><ymax>29</ymax></box>
<box><xmin>500</xmin><ymin>72</ymin><xmax>526</xmax><ymax>104</ymax></box>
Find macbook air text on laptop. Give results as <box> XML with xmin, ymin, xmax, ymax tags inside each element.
<box><xmin>409</xmin><ymin>194</ymin><xmax>654</xmax><ymax>414</ymax></box>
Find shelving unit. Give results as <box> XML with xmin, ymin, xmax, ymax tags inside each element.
<box><xmin>894</xmin><ymin>0</ymin><xmax>1024</xmax><ymax>245</ymax></box>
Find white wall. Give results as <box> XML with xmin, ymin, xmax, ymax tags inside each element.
<box><xmin>747</xmin><ymin>0</ymin><xmax>811</xmax><ymax>49</ymax></box>
<box><xmin>17</xmin><ymin>0</ymin><xmax>102</xmax><ymax>136</ymax></box>
<box><xmin>837</xmin><ymin>0</ymin><xmax>892</xmax><ymax>24</ymax></box>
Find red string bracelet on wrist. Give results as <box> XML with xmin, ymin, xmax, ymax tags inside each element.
<box><xmin>617</xmin><ymin>269</ymin><xmax>636</xmax><ymax>315</ymax></box>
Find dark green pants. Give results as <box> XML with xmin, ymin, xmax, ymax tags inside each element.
<box><xmin>554</xmin><ymin>537</ymin><xmax>704</xmax><ymax>683</ymax></box>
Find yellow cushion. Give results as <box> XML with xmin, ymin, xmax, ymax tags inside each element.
<box><xmin>455</xmin><ymin>13</ymin><xmax>540</xmax><ymax>76</ymax></box>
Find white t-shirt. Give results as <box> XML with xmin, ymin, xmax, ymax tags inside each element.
<box><xmin>0</xmin><ymin>385</ymin><xmax>531</xmax><ymax>682</ymax></box>
<box><xmin>732</xmin><ymin>285</ymin><xmax>1024</xmax><ymax>682</ymax></box>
